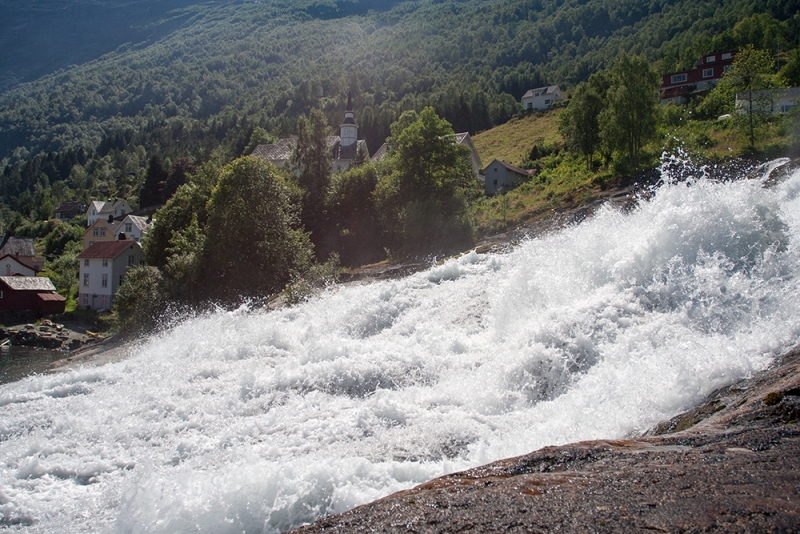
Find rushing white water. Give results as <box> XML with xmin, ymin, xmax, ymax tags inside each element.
<box><xmin>2</xmin><ymin>160</ymin><xmax>800</xmax><ymax>533</ymax></box>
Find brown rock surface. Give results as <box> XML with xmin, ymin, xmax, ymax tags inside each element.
<box><xmin>292</xmin><ymin>345</ymin><xmax>800</xmax><ymax>533</ymax></box>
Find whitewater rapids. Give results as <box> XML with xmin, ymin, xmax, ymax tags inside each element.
<box><xmin>2</xmin><ymin>160</ymin><xmax>800</xmax><ymax>533</ymax></box>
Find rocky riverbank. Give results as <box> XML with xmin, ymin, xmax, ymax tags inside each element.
<box><xmin>292</xmin><ymin>344</ymin><xmax>800</xmax><ymax>533</ymax></box>
<box><xmin>0</xmin><ymin>319</ymin><xmax>95</xmax><ymax>351</ymax></box>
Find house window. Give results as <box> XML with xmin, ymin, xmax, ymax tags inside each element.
<box><xmin>84</xmin><ymin>259</ymin><xmax>89</xmax><ymax>267</ymax></box>
<box><xmin>0</xmin><ymin>291</ymin><xmax>3</xmax><ymax>299</ymax></box>
<box><xmin>83</xmin><ymin>293</ymin><xmax>88</xmax><ymax>305</ymax></box>
<box><xmin>102</xmin><ymin>295</ymin><xmax>107</xmax><ymax>307</ymax></box>
<box><xmin>119</xmin><ymin>275</ymin><xmax>124</xmax><ymax>286</ymax></box>
<box><xmin>527</xmin><ymin>102</ymin><xmax>532</xmax><ymax>109</ymax></box>
<box><xmin>702</xmin><ymin>68</ymin><xmax>713</xmax><ymax>78</ymax></box>
<box><xmin>128</xmin><ymin>255</ymin><xmax>135</xmax><ymax>266</ymax></box>
<box><xmin>100</xmin><ymin>228</ymin><xmax>106</xmax><ymax>237</ymax></box>
<box><xmin>102</xmin><ymin>259</ymin><xmax>108</xmax><ymax>267</ymax></box>
<box><xmin>724</xmin><ymin>65</ymin><xmax>733</xmax><ymax>74</ymax></box>
<box><xmin>125</xmin><ymin>223</ymin><xmax>132</xmax><ymax>232</ymax></box>
<box><xmin>722</xmin><ymin>52</ymin><xmax>732</xmax><ymax>60</ymax></box>
<box><xmin>544</xmin><ymin>99</ymin><xmax>551</xmax><ymax>105</ymax></box>
<box><xmin>671</xmin><ymin>73</ymin><xmax>688</xmax><ymax>84</ymax></box>
<box><xmin>93</xmin><ymin>228</ymin><xmax>99</xmax><ymax>237</ymax></box>
<box><xmin>102</xmin><ymin>274</ymin><xmax>108</xmax><ymax>288</ymax></box>
<box><xmin>493</xmin><ymin>179</ymin><xmax>498</xmax><ymax>185</ymax></box>
<box><xmin>706</xmin><ymin>55</ymin><xmax>716</xmax><ymax>63</ymax></box>
<box><xmin>780</xmin><ymin>104</ymin><xmax>794</xmax><ymax>113</ymax></box>
<box><xmin>5</xmin><ymin>264</ymin><xmax>10</xmax><ymax>275</ymax></box>
<box><xmin>83</xmin><ymin>273</ymin><xmax>89</xmax><ymax>286</ymax></box>
<box><xmin>534</xmin><ymin>92</ymin><xmax>540</xmax><ymax>97</ymax></box>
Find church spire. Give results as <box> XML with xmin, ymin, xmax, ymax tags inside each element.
<box><xmin>340</xmin><ymin>91</ymin><xmax>358</xmax><ymax>148</ymax></box>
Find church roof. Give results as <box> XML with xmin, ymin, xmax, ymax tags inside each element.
<box><xmin>253</xmin><ymin>136</ymin><xmax>368</xmax><ymax>163</ymax></box>
<box><xmin>252</xmin><ymin>138</ymin><xmax>296</xmax><ymax>161</ymax></box>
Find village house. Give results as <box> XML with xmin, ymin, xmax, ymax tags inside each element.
<box><xmin>735</xmin><ymin>87</ymin><xmax>799</xmax><ymax>115</ymax></box>
<box><xmin>371</xmin><ymin>132</ymin><xmax>484</xmax><ymax>180</ymax></box>
<box><xmin>483</xmin><ymin>159</ymin><xmax>536</xmax><ymax>196</ymax></box>
<box><xmin>115</xmin><ymin>215</ymin><xmax>152</xmax><ymax>243</ymax></box>
<box><xmin>253</xmin><ymin>94</ymin><xmax>370</xmax><ymax>172</ymax></box>
<box><xmin>87</xmin><ymin>199</ymin><xmax>133</xmax><ymax>227</ymax></box>
<box><xmin>0</xmin><ymin>235</ymin><xmax>44</xmax><ymax>273</ymax></box>
<box><xmin>660</xmin><ymin>51</ymin><xmax>736</xmax><ymax>105</ymax></box>
<box><xmin>0</xmin><ymin>255</ymin><xmax>37</xmax><ymax>277</ymax></box>
<box><xmin>83</xmin><ymin>217</ymin><xmax>121</xmax><ymax>250</ymax></box>
<box><xmin>521</xmin><ymin>86</ymin><xmax>565</xmax><ymax>111</ymax></box>
<box><xmin>54</xmin><ymin>201</ymin><xmax>86</xmax><ymax>222</ymax></box>
<box><xmin>78</xmin><ymin>241</ymin><xmax>144</xmax><ymax>310</ymax></box>
<box><xmin>0</xmin><ymin>276</ymin><xmax>65</xmax><ymax>316</ymax></box>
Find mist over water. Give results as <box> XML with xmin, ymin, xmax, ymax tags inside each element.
<box><xmin>2</xmin><ymin>160</ymin><xmax>800</xmax><ymax>533</ymax></box>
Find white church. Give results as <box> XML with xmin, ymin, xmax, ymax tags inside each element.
<box><xmin>252</xmin><ymin>94</ymin><xmax>370</xmax><ymax>172</ymax></box>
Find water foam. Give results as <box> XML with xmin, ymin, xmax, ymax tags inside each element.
<box><xmin>1</xmin><ymin>162</ymin><xmax>799</xmax><ymax>533</ymax></box>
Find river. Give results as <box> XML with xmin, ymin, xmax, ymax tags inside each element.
<box><xmin>1</xmin><ymin>158</ymin><xmax>799</xmax><ymax>533</ymax></box>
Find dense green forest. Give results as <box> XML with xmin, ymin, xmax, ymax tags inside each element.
<box><xmin>1</xmin><ymin>0</ymin><xmax>798</xmax><ymax>221</ymax></box>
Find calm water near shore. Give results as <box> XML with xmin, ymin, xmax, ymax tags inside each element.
<box><xmin>0</xmin><ymin>346</ymin><xmax>66</xmax><ymax>385</ymax></box>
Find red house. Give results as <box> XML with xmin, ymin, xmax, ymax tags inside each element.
<box><xmin>0</xmin><ymin>276</ymin><xmax>66</xmax><ymax>316</ymax></box>
<box><xmin>660</xmin><ymin>51</ymin><xmax>736</xmax><ymax>105</ymax></box>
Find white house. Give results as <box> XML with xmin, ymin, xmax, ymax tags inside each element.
<box><xmin>77</xmin><ymin>241</ymin><xmax>144</xmax><ymax>310</ymax></box>
<box><xmin>521</xmin><ymin>85</ymin><xmax>565</xmax><ymax>111</ymax></box>
<box><xmin>735</xmin><ymin>87</ymin><xmax>799</xmax><ymax>115</ymax></box>
<box><xmin>483</xmin><ymin>159</ymin><xmax>536</xmax><ymax>196</ymax></box>
<box><xmin>87</xmin><ymin>199</ymin><xmax>133</xmax><ymax>227</ymax></box>
<box><xmin>115</xmin><ymin>215</ymin><xmax>153</xmax><ymax>243</ymax></box>
<box><xmin>0</xmin><ymin>254</ymin><xmax>36</xmax><ymax>277</ymax></box>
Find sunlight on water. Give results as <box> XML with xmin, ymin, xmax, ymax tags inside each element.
<box><xmin>1</xmin><ymin>160</ymin><xmax>799</xmax><ymax>533</ymax></box>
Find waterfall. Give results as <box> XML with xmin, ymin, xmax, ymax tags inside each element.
<box><xmin>1</xmin><ymin>160</ymin><xmax>799</xmax><ymax>533</ymax></box>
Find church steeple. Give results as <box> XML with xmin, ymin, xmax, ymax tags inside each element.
<box><xmin>340</xmin><ymin>91</ymin><xmax>358</xmax><ymax>148</ymax></box>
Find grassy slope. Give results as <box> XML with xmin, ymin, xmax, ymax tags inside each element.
<box><xmin>472</xmin><ymin>110</ymin><xmax>563</xmax><ymax>167</ymax></box>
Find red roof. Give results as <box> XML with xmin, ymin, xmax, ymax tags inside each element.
<box><xmin>37</xmin><ymin>292</ymin><xmax>66</xmax><ymax>302</ymax></box>
<box><xmin>78</xmin><ymin>240</ymin><xmax>140</xmax><ymax>259</ymax></box>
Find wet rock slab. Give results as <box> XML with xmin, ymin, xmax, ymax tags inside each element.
<box><xmin>291</xmin><ymin>346</ymin><xmax>800</xmax><ymax>533</ymax></box>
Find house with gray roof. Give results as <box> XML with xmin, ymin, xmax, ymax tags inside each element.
<box><xmin>521</xmin><ymin>85</ymin><xmax>565</xmax><ymax>111</ymax></box>
<box><xmin>483</xmin><ymin>159</ymin><xmax>536</xmax><ymax>196</ymax></box>
<box><xmin>0</xmin><ymin>276</ymin><xmax>65</xmax><ymax>315</ymax></box>
<box><xmin>0</xmin><ymin>236</ymin><xmax>43</xmax><ymax>272</ymax></box>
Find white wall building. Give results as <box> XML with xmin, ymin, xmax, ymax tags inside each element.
<box><xmin>115</xmin><ymin>215</ymin><xmax>152</xmax><ymax>243</ymax></box>
<box><xmin>77</xmin><ymin>241</ymin><xmax>144</xmax><ymax>310</ymax></box>
<box><xmin>521</xmin><ymin>85</ymin><xmax>565</xmax><ymax>111</ymax></box>
<box><xmin>87</xmin><ymin>199</ymin><xmax>133</xmax><ymax>227</ymax></box>
<box><xmin>735</xmin><ymin>87</ymin><xmax>799</xmax><ymax>115</ymax></box>
<box><xmin>483</xmin><ymin>159</ymin><xmax>536</xmax><ymax>196</ymax></box>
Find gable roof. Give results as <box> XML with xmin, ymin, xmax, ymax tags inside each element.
<box><xmin>0</xmin><ymin>276</ymin><xmax>56</xmax><ymax>292</ymax></box>
<box><xmin>119</xmin><ymin>215</ymin><xmax>151</xmax><ymax>233</ymax></box>
<box><xmin>89</xmin><ymin>200</ymin><xmax>105</xmax><ymax>214</ymax></box>
<box><xmin>0</xmin><ymin>254</ymin><xmax>36</xmax><ymax>271</ymax></box>
<box><xmin>253</xmin><ymin>136</ymin><xmax>369</xmax><ymax>164</ymax></box>
<box><xmin>55</xmin><ymin>201</ymin><xmax>85</xmax><ymax>214</ymax></box>
<box><xmin>78</xmin><ymin>241</ymin><xmax>141</xmax><ymax>259</ymax></box>
<box><xmin>252</xmin><ymin>138</ymin><xmax>296</xmax><ymax>161</ymax></box>
<box><xmin>98</xmin><ymin>199</ymin><xmax>130</xmax><ymax>216</ymax></box>
<box><xmin>485</xmin><ymin>159</ymin><xmax>537</xmax><ymax>177</ymax></box>
<box><xmin>83</xmin><ymin>218</ymin><xmax>121</xmax><ymax>238</ymax></box>
<box><xmin>522</xmin><ymin>85</ymin><xmax>561</xmax><ymax>98</ymax></box>
<box><xmin>0</xmin><ymin>236</ymin><xmax>36</xmax><ymax>257</ymax></box>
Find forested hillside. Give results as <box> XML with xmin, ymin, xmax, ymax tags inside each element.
<box><xmin>0</xmin><ymin>0</ymin><xmax>797</xmax><ymax>220</ymax></box>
